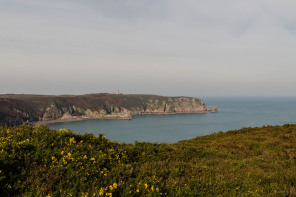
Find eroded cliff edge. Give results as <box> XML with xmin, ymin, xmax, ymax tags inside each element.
<box><xmin>0</xmin><ymin>93</ymin><xmax>217</xmax><ymax>125</ymax></box>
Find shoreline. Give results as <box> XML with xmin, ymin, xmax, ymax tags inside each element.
<box><xmin>33</xmin><ymin>110</ymin><xmax>216</xmax><ymax>126</ymax></box>
<box><xmin>33</xmin><ymin>116</ymin><xmax>131</xmax><ymax>126</ymax></box>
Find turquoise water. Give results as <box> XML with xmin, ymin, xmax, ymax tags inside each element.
<box><xmin>48</xmin><ymin>97</ymin><xmax>296</xmax><ymax>143</ymax></box>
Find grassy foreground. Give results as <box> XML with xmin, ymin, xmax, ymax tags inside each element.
<box><xmin>0</xmin><ymin>124</ymin><xmax>296</xmax><ymax>196</ymax></box>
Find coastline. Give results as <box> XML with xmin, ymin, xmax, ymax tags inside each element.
<box><xmin>1</xmin><ymin>93</ymin><xmax>217</xmax><ymax>126</ymax></box>
<box><xmin>33</xmin><ymin>115</ymin><xmax>132</xmax><ymax>126</ymax></box>
<box><xmin>33</xmin><ymin>110</ymin><xmax>216</xmax><ymax>126</ymax></box>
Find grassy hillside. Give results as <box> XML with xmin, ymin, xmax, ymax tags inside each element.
<box><xmin>0</xmin><ymin>124</ymin><xmax>295</xmax><ymax>196</ymax></box>
<box><xmin>0</xmin><ymin>94</ymin><xmax>204</xmax><ymax>112</ymax></box>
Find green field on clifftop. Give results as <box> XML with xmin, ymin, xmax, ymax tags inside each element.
<box><xmin>0</xmin><ymin>124</ymin><xmax>296</xmax><ymax>196</ymax></box>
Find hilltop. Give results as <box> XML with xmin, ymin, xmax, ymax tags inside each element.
<box><xmin>0</xmin><ymin>124</ymin><xmax>295</xmax><ymax>196</ymax></box>
<box><xmin>0</xmin><ymin>93</ymin><xmax>216</xmax><ymax>125</ymax></box>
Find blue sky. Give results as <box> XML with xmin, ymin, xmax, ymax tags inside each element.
<box><xmin>1</xmin><ymin>0</ymin><xmax>296</xmax><ymax>96</ymax></box>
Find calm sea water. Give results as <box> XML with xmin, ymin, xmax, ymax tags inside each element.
<box><xmin>48</xmin><ymin>97</ymin><xmax>296</xmax><ymax>143</ymax></box>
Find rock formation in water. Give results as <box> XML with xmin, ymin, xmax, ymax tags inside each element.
<box><xmin>0</xmin><ymin>93</ymin><xmax>217</xmax><ymax>125</ymax></box>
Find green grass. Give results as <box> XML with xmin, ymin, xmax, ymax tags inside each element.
<box><xmin>0</xmin><ymin>124</ymin><xmax>296</xmax><ymax>196</ymax></box>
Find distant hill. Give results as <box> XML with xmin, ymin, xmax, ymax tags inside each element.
<box><xmin>0</xmin><ymin>93</ymin><xmax>215</xmax><ymax>125</ymax></box>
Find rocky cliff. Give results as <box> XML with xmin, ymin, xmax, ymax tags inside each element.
<box><xmin>0</xmin><ymin>94</ymin><xmax>216</xmax><ymax>125</ymax></box>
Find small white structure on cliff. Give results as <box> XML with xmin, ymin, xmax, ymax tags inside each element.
<box><xmin>111</xmin><ymin>90</ymin><xmax>120</xmax><ymax>94</ymax></box>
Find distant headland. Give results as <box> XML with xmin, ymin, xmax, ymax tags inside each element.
<box><xmin>0</xmin><ymin>93</ymin><xmax>217</xmax><ymax>125</ymax></box>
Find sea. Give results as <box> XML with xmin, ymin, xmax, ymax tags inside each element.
<box><xmin>48</xmin><ymin>97</ymin><xmax>296</xmax><ymax>144</ymax></box>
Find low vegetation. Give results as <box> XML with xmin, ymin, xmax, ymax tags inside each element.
<box><xmin>0</xmin><ymin>124</ymin><xmax>296</xmax><ymax>196</ymax></box>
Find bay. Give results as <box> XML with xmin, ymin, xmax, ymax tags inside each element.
<box><xmin>48</xmin><ymin>97</ymin><xmax>296</xmax><ymax>143</ymax></box>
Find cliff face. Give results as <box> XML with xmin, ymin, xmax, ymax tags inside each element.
<box><xmin>0</xmin><ymin>94</ymin><xmax>215</xmax><ymax>125</ymax></box>
<box><xmin>127</xmin><ymin>97</ymin><xmax>207</xmax><ymax>114</ymax></box>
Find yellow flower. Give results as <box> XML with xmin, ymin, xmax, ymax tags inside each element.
<box><xmin>67</xmin><ymin>153</ymin><xmax>71</xmax><ymax>157</ymax></box>
<box><xmin>113</xmin><ymin>183</ymin><xmax>118</xmax><ymax>189</ymax></box>
<box><xmin>90</xmin><ymin>157</ymin><xmax>95</xmax><ymax>161</ymax></box>
<box><xmin>136</xmin><ymin>189</ymin><xmax>139</xmax><ymax>193</ymax></box>
<box><xmin>83</xmin><ymin>155</ymin><xmax>88</xmax><ymax>159</ymax></box>
<box><xmin>99</xmin><ymin>188</ymin><xmax>104</xmax><ymax>196</ymax></box>
<box><xmin>69</xmin><ymin>137</ymin><xmax>76</xmax><ymax>144</ymax></box>
<box><xmin>61</xmin><ymin>151</ymin><xmax>64</xmax><ymax>155</ymax></box>
<box><xmin>81</xmin><ymin>193</ymin><xmax>88</xmax><ymax>197</ymax></box>
<box><xmin>144</xmin><ymin>183</ymin><xmax>148</xmax><ymax>189</ymax></box>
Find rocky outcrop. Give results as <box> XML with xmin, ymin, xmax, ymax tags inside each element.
<box><xmin>210</xmin><ymin>106</ymin><xmax>218</xmax><ymax>112</ymax></box>
<box><xmin>0</xmin><ymin>94</ymin><xmax>217</xmax><ymax>125</ymax></box>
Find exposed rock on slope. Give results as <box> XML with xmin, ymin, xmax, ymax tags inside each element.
<box><xmin>0</xmin><ymin>94</ymin><xmax>216</xmax><ymax>125</ymax></box>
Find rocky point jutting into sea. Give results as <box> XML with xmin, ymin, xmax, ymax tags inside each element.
<box><xmin>0</xmin><ymin>93</ymin><xmax>217</xmax><ymax>125</ymax></box>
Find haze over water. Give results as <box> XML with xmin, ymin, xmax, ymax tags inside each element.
<box><xmin>48</xmin><ymin>97</ymin><xmax>296</xmax><ymax>143</ymax></box>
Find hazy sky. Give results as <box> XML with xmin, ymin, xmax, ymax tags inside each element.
<box><xmin>1</xmin><ymin>0</ymin><xmax>296</xmax><ymax>96</ymax></box>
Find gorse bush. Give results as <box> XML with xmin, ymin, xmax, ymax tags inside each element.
<box><xmin>0</xmin><ymin>124</ymin><xmax>296</xmax><ymax>196</ymax></box>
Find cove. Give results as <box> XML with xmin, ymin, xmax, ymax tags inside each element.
<box><xmin>48</xmin><ymin>97</ymin><xmax>296</xmax><ymax>143</ymax></box>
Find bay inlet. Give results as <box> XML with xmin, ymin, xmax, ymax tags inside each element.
<box><xmin>48</xmin><ymin>97</ymin><xmax>296</xmax><ymax>143</ymax></box>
